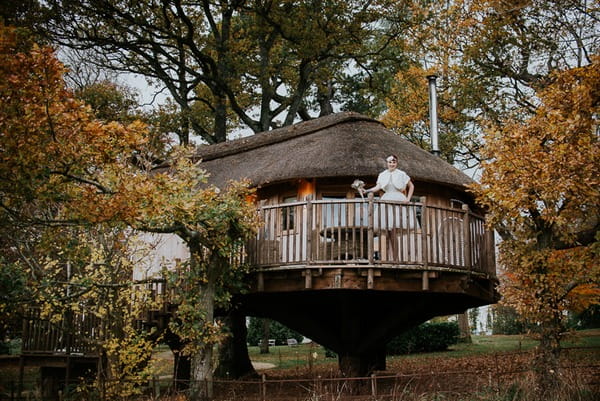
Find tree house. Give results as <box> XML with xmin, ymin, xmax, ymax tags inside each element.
<box><xmin>194</xmin><ymin>112</ymin><xmax>499</xmax><ymax>375</ymax></box>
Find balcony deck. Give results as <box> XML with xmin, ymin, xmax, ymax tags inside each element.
<box><xmin>246</xmin><ymin>197</ymin><xmax>495</xmax><ymax>290</ymax></box>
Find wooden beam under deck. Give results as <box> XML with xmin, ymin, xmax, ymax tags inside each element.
<box><xmin>250</xmin><ymin>265</ymin><xmax>497</xmax><ymax>303</ymax></box>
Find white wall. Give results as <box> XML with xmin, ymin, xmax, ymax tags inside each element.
<box><xmin>133</xmin><ymin>233</ymin><xmax>189</xmax><ymax>281</ymax></box>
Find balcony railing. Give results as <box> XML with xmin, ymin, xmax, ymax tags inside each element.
<box><xmin>247</xmin><ymin>197</ymin><xmax>496</xmax><ymax>276</ymax></box>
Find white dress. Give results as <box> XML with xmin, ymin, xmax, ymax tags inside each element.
<box><xmin>376</xmin><ymin>169</ymin><xmax>414</xmax><ymax>229</ymax></box>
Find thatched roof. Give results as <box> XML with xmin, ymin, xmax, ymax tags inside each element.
<box><xmin>195</xmin><ymin>112</ymin><xmax>473</xmax><ymax>190</ymax></box>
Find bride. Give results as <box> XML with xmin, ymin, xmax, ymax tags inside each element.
<box><xmin>362</xmin><ymin>154</ymin><xmax>415</xmax><ymax>261</ymax></box>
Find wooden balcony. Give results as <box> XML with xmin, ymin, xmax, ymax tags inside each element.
<box><xmin>246</xmin><ymin>197</ymin><xmax>496</xmax><ymax>278</ymax></box>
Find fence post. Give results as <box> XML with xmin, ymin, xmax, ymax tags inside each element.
<box><xmin>371</xmin><ymin>373</ymin><xmax>377</xmax><ymax>397</ymax></box>
<box><xmin>420</xmin><ymin>197</ymin><xmax>428</xmax><ymax>268</ymax></box>
<box><xmin>420</xmin><ymin>197</ymin><xmax>429</xmax><ymax>290</ymax></box>
<box><xmin>153</xmin><ymin>375</ymin><xmax>160</xmax><ymax>398</ymax></box>
<box><xmin>261</xmin><ymin>373</ymin><xmax>267</xmax><ymax>401</ymax></box>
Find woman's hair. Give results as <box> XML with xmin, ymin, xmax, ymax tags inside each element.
<box><xmin>386</xmin><ymin>154</ymin><xmax>398</xmax><ymax>162</ymax></box>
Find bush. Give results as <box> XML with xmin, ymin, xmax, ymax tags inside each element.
<box><xmin>568</xmin><ymin>304</ymin><xmax>600</xmax><ymax>329</ymax></box>
<box><xmin>386</xmin><ymin>322</ymin><xmax>460</xmax><ymax>355</ymax></box>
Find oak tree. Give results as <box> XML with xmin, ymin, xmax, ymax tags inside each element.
<box><xmin>474</xmin><ymin>57</ymin><xmax>600</xmax><ymax>396</ymax></box>
<box><xmin>0</xmin><ymin>23</ymin><xmax>259</xmax><ymax>399</ymax></box>
<box><xmin>41</xmin><ymin>0</ymin><xmax>411</xmax><ymax>144</ymax></box>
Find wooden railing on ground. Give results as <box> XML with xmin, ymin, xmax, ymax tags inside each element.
<box><xmin>21</xmin><ymin>279</ymin><xmax>173</xmax><ymax>356</ymax></box>
<box><xmin>21</xmin><ymin>309</ymin><xmax>102</xmax><ymax>356</ymax></box>
<box><xmin>247</xmin><ymin>197</ymin><xmax>495</xmax><ymax>276</ymax></box>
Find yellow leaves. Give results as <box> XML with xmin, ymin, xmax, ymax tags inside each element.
<box><xmin>567</xmin><ymin>284</ymin><xmax>600</xmax><ymax>313</ymax></box>
<box><xmin>102</xmin><ymin>333</ymin><xmax>160</xmax><ymax>398</ymax></box>
<box><xmin>497</xmin><ymin>236</ymin><xmax>599</xmax><ymax>330</ymax></box>
<box><xmin>474</xmin><ymin>57</ymin><xmax>600</xmax><ymax>246</ymax></box>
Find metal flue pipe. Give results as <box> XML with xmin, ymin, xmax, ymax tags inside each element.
<box><xmin>427</xmin><ymin>75</ymin><xmax>441</xmax><ymax>157</ymax></box>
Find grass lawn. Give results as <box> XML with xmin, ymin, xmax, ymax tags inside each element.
<box><xmin>246</xmin><ymin>328</ymin><xmax>600</xmax><ymax>371</ymax></box>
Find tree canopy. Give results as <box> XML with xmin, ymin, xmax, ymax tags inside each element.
<box><xmin>39</xmin><ymin>0</ymin><xmax>412</xmax><ymax>144</ymax></box>
<box><xmin>0</xmin><ymin>23</ymin><xmax>259</xmax><ymax>399</ymax></box>
<box><xmin>474</xmin><ymin>56</ymin><xmax>600</xmax><ymax>395</ymax></box>
<box><xmin>383</xmin><ymin>0</ymin><xmax>600</xmax><ymax>167</ymax></box>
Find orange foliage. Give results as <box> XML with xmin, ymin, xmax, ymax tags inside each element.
<box><xmin>474</xmin><ymin>57</ymin><xmax>600</xmax><ymax>333</ymax></box>
<box><xmin>0</xmin><ymin>24</ymin><xmax>150</xmax><ymax>225</ymax></box>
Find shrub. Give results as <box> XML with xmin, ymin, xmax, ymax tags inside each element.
<box><xmin>386</xmin><ymin>322</ymin><xmax>460</xmax><ymax>355</ymax></box>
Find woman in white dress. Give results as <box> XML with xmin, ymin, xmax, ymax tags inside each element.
<box><xmin>362</xmin><ymin>154</ymin><xmax>415</xmax><ymax>260</ymax></box>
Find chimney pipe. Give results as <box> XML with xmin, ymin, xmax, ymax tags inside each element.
<box><xmin>427</xmin><ymin>75</ymin><xmax>441</xmax><ymax>157</ymax></box>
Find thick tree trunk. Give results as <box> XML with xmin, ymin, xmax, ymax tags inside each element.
<box><xmin>337</xmin><ymin>350</ymin><xmax>386</xmax><ymax>396</ymax></box>
<box><xmin>190</xmin><ymin>345</ymin><xmax>214</xmax><ymax>401</ymax></box>
<box><xmin>215</xmin><ymin>310</ymin><xmax>257</xmax><ymax>378</ymax></box>
<box><xmin>338</xmin><ymin>347</ymin><xmax>386</xmax><ymax>378</ymax></box>
<box><xmin>188</xmin><ymin>252</ymin><xmax>222</xmax><ymax>401</ymax></box>
<box><xmin>189</xmin><ymin>279</ymin><xmax>216</xmax><ymax>401</ymax></box>
<box><xmin>533</xmin><ymin>322</ymin><xmax>562</xmax><ymax>397</ymax></box>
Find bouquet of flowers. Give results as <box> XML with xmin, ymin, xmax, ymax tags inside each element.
<box><xmin>351</xmin><ymin>179</ymin><xmax>365</xmax><ymax>200</ymax></box>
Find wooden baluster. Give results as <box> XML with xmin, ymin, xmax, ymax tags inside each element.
<box><xmin>462</xmin><ymin>204</ymin><xmax>472</xmax><ymax>272</ymax></box>
<box><xmin>306</xmin><ymin>197</ymin><xmax>313</xmax><ymax>263</ymax></box>
<box><xmin>368</xmin><ymin>193</ymin><xmax>374</xmax><ymax>264</ymax></box>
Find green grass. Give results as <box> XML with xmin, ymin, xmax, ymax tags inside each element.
<box><xmin>247</xmin><ymin>342</ymin><xmax>335</xmax><ymax>370</ymax></box>
<box><xmin>246</xmin><ymin>328</ymin><xmax>600</xmax><ymax>370</ymax></box>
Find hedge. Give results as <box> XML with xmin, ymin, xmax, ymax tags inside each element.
<box><xmin>386</xmin><ymin>322</ymin><xmax>460</xmax><ymax>355</ymax></box>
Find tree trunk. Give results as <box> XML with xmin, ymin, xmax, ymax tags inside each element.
<box><xmin>458</xmin><ymin>312</ymin><xmax>472</xmax><ymax>343</ymax></box>
<box><xmin>188</xmin><ymin>252</ymin><xmax>223</xmax><ymax>401</ymax></box>
<box><xmin>190</xmin><ymin>345</ymin><xmax>213</xmax><ymax>401</ymax></box>
<box><xmin>533</xmin><ymin>321</ymin><xmax>562</xmax><ymax>397</ymax></box>
<box><xmin>338</xmin><ymin>352</ymin><xmax>386</xmax><ymax>396</ymax></box>
<box><xmin>215</xmin><ymin>310</ymin><xmax>257</xmax><ymax>378</ymax></box>
<box><xmin>338</xmin><ymin>349</ymin><xmax>385</xmax><ymax>379</ymax></box>
<box><xmin>259</xmin><ymin>318</ymin><xmax>270</xmax><ymax>354</ymax></box>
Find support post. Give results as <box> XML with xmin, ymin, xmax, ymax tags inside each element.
<box><xmin>485</xmin><ymin>230</ymin><xmax>496</xmax><ymax>275</ymax></box>
<box><xmin>367</xmin><ymin>268</ymin><xmax>374</xmax><ymax>289</ymax></box>
<box><xmin>422</xmin><ymin>271</ymin><xmax>429</xmax><ymax>291</ymax></box>
<box><xmin>305</xmin><ymin>269</ymin><xmax>312</xmax><ymax>289</ymax></box>
<box><xmin>257</xmin><ymin>272</ymin><xmax>264</xmax><ymax>291</ymax></box>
